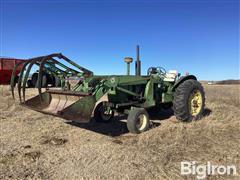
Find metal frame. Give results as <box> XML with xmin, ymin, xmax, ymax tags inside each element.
<box><xmin>11</xmin><ymin>53</ymin><xmax>93</xmax><ymax>103</ymax></box>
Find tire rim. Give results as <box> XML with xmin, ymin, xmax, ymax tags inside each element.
<box><xmin>188</xmin><ymin>90</ymin><xmax>202</xmax><ymax>116</ymax></box>
<box><xmin>136</xmin><ymin>114</ymin><xmax>147</xmax><ymax>131</ymax></box>
<box><xmin>100</xmin><ymin>106</ymin><xmax>112</xmax><ymax>121</ymax></box>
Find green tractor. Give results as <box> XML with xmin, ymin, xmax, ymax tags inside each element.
<box><xmin>11</xmin><ymin>46</ymin><xmax>205</xmax><ymax>134</ymax></box>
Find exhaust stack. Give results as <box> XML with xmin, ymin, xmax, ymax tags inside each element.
<box><xmin>135</xmin><ymin>45</ymin><xmax>141</xmax><ymax>76</ymax></box>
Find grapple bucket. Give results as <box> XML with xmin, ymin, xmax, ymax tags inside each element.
<box><xmin>22</xmin><ymin>90</ymin><xmax>96</xmax><ymax>123</ymax></box>
<box><xmin>11</xmin><ymin>53</ymin><xmax>97</xmax><ymax>123</ymax></box>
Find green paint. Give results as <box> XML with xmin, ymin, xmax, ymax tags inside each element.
<box><xmin>12</xmin><ymin>53</ymin><xmax>194</xmax><ymax>122</ymax></box>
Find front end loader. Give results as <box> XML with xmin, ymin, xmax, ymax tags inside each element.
<box><xmin>11</xmin><ymin>46</ymin><xmax>205</xmax><ymax>134</ymax></box>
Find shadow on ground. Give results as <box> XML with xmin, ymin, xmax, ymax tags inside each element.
<box><xmin>203</xmin><ymin>108</ymin><xmax>212</xmax><ymax>117</ymax></box>
<box><xmin>66</xmin><ymin>108</ymin><xmax>175</xmax><ymax>136</ymax></box>
<box><xmin>67</xmin><ymin>115</ymin><xmax>128</xmax><ymax>136</ymax></box>
<box><xmin>66</xmin><ymin>107</ymin><xmax>212</xmax><ymax>136</ymax></box>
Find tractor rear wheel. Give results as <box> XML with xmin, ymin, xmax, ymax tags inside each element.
<box><xmin>32</xmin><ymin>73</ymin><xmax>47</xmax><ymax>88</ymax></box>
<box><xmin>38</xmin><ymin>74</ymin><xmax>47</xmax><ymax>88</ymax></box>
<box><xmin>27</xmin><ymin>80</ymin><xmax>33</xmax><ymax>88</ymax></box>
<box><xmin>94</xmin><ymin>102</ymin><xmax>114</xmax><ymax>123</ymax></box>
<box><xmin>127</xmin><ymin>108</ymin><xmax>150</xmax><ymax>134</ymax></box>
<box><xmin>55</xmin><ymin>77</ymin><xmax>61</xmax><ymax>87</ymax></box>
<box><xmin>173</xmin><ymin>79</ymin><xmax>205</xmax><ymax>121</ymax></box>
<box><xmin>31</xmin><ymin>73</ymin><xmax>38</xmax><ymax>87</ymax></box>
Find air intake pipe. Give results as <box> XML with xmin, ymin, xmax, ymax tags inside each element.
<box><xmin>135</xmin><ymin>45</ymin><xmax>141</xmax><ymax>76</ymax></box>
<box><xmin>124</xmin><ymin>57</ymin><xmax>133</xmax><ymax>75</ymax></box>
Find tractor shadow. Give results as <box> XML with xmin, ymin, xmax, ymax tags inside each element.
<box><xmin>148</xmin><ymin>107</ymin><xmax>174</xmax><ymax>128</ymax></box>
<box><xmin>66</xmin><ymin>107</ymin><xmax>211</xmax><ymax>136</ymax></box>
<box><xmin>67</xmin><ymin>115</ymin><xmax>129</xmax><ymax>137</ymax></box>
<box><xmin>67</xmin><ymin>108</ymin><xmax>174</xmax><ymax>137</ymax></box>
<box><xmin>202</xmin><ymin>108</ymin><xmax>212</xmax><ymax>117</ymax></box>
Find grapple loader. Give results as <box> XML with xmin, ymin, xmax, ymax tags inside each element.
<box><xmin>11</xmin><ymin>46</ymin><xmax>205</xmax><ymax>134</ymax></box>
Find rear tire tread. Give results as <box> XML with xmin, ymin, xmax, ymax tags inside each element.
<box><xmin>173</xmin><ymin>79</ymin><xmax>205</xmax><ymax>121</ymax></box>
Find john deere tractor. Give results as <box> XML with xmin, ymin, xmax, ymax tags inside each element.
<box><xmin>11</xmin><ymin>46</ymin><xmax>205</xmax><ymax>134</ymax></box>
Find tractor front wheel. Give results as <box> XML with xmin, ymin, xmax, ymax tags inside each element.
<box><xmin>94</xmin><ymin>102</ymin><xmax>114</xmax><ymax>123</ymax></box>
<box><xmin>127</xmin><ymin>108</ymin><xmax>150</xmax><ymax>134</ymax></box>
<box><xmin>173</xmin><ymin>79</ymin><xmax>205</xmax><ymax>121</ymax></box>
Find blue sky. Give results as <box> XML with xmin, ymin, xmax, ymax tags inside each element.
<box><xmin>0</xmin><ymin>0</ymin><xmax>239</xmax><ymax>80</ymax></box>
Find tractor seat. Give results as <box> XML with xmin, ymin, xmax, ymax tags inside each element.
<box><xmin>164</xmin><ymin>70</ymin><xmax>178</xmax><ymax>82</ymax></box>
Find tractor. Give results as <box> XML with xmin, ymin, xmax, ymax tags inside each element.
<box><xmin>11</xmin><ymin>46</ymin><xmax>205</xmax><ymax>134</ymax></box>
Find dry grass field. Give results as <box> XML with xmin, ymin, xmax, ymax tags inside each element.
<box><xmin>0</xmin><ymin>85</ymin><xmax>239</xmax><ymax>179</ymax></box>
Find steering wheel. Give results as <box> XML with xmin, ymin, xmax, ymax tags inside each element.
<box><xmin>156</xmin><ymin>67</ymin><xmax>166</xmax><ymax>76</ymax></box>
<box><xmin>147</xmin><ymin>67</ymin><xmax>166</xmax><ymax>76</ymax></box>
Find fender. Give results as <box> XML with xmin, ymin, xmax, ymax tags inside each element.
<box><xmin>172</xmin><ymin>75</ymin><xmax>197</xmax><ymax>91</ymax></box>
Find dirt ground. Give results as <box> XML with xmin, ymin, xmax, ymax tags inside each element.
<box><xmin>0</xmin><ymin>85</ymin><xmax>239</xmax><ymax>180</ymax></box>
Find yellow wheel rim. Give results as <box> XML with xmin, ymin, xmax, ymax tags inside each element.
<box><xmin>188</xmin><ymin>90</ymin><xmax>202</xmax><ymax>116</ymax></box>
<box><xmin>137</xmin><ymin>114</ymin><xmax>148</xmax><ymax>131</ymax></box>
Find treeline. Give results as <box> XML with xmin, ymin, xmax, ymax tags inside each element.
<box><xmin>216</xmin><ymin>80</ymin><xmax>240</xmax><ymax>85</ymax></box>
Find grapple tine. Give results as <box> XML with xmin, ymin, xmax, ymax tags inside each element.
<box><xmin>17</xmin><ymin>61</ymin><xmax>30</xmax><ymax>103</ymax></box>
<box><xmin>10</xmin><ymin>61</ymin><xmax>26</xmax><ymax>99</ymax></box>
<box><xmin>37</xmin><ymin>57</ymin><xmax>49</xmax><ymax>102</ymax></box>
<box><xmin>47</xmin><ymin>58</ymin><xmax>67</xmax><ymax>75</ymax></box>
<box><xmin>22</xmin><ymin>59</ymin><xmax>39</xmax><ymax>103</ymax></box>
<box><xmin>20</xmin><ymin>55</ymin><xmax>64</xmax><ymax>103</ymax></box>
<box><xmin>60</xmin><ymin>54</ymin><xmax>93</xmax><ymax>76</ymax></box>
